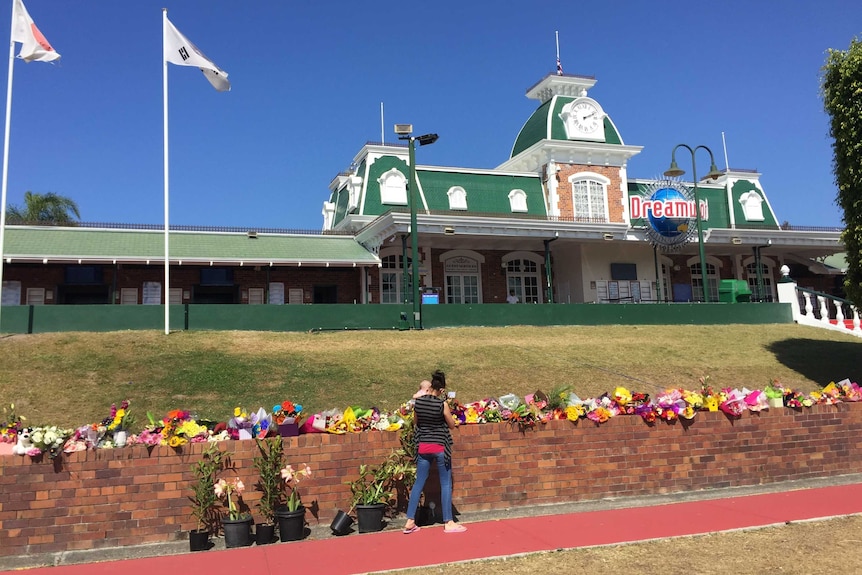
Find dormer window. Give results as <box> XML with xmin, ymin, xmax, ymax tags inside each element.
<box><xmin>378</xmin><ymin>168</ymin><xmax>408</xmax><ymax>205</ymax></box>
<box><xmin>447</xmin><ymin>186</ymin><xmax>467</xmax><ymax>210</ymax></box>
<box><xmin>508</xmin><ymin>189</ymin><xmax>528</xmax><ymax>213</ymax></box>
<box><xmin>739</xmin><ymin>191</ymin><xmax>765</xmax><ymax>221</ymax></box>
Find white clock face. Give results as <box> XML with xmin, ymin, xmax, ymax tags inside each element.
<box><xmin>572</xmin><ymin>101</ymin><xmax>601</xmax><ymax>134</ymax></box>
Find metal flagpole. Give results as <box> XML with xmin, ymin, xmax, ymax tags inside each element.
<box><xmin>162</xmin><ymin>9</ymin><xmax>171</xmax><ymax>335</ymax></box>
<box><xmin>721</xmin><ymin>131</ymin><xmax>730</xmax><ymax>171</ymax></box>
<box><xmin>380</xmin><ymin>102</ymin><xmax>384</xmax><ymax>144</ymax></box>
<box><xmin>0</xmin><ymin>3</ymin><xmax>19</xmax><ymax>332</ymax></box>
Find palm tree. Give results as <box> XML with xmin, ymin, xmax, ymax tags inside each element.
<box><xmin>6</xmin><ymin>191</ymin><xmax>81</xmax><ymax>225</ymax></box>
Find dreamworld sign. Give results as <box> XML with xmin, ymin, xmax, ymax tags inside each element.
<box><xmin>630</xmin><ymin>180</ymin><xmax>707</xmax><ymax>250</ymax></box>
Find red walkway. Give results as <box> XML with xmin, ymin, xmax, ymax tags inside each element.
<box><xmin>14</xmin><ymin>482</ymin><xmax>862</xmax><ymax>575</ymax></box>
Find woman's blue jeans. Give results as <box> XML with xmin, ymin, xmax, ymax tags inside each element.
<box><xmin>406</xmin><ymin>451</ymin><xmax>452</xmax><ymax>523</ymax></box>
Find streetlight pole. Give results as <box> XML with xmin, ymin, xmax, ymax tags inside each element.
<box><xmin>396</xmin><ymin>126</ymin><xmax>438</xmax><ymax>328</ymax></box>
<box><xmin>664</xmin><ymin>144</ymin><xmax>723</xmax><ymax>303</ymax></box>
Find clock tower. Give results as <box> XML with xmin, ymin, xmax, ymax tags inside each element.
<box><xmin>498</xmin><ymin>74</ymin><xmax>642</xmax><ymax>223</ymax></box>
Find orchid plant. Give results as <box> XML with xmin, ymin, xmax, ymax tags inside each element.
<box><xmin>215</xmin><ymin>477</ymin><xmax>246</xmax><ymax>520</ymax></box>
<box><xmin>281</xmin><ymin>463</ymin><xmax>312</xmax><ymax>512</ymax></box>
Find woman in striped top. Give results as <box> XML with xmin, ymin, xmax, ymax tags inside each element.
<box><xmin>402</xmin><ymin>370</ymin><xmax>466</xmax><ymax>534</ymax></box>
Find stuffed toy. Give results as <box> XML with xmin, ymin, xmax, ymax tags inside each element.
<box><xmin>12</xmin><ymin>427</ymin><xmax>33</xmax><ymax>455</ymax></box>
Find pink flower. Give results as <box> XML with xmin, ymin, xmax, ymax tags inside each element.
<box><xmin>281</xmin><ymin>465</ymin><xmax>295</xmax><ymax>482</ymax></box>
<box><xmin>214</xmin><ymin>478</ymin><xmax>226</xmax><ymax>497</ymax></box>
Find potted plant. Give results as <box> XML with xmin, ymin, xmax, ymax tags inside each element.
<box><xmin>188</xmin><ymin>443</ymin><xmax>224</xmax><ymax>552</ymax></box>
<box><xmin>347</xmin><ymin>451</ymin><xmax>414</xmax><ymax>533</ymax></box>
<box><xmin>274</xmin><ymin>462</ymin><xmax>312</xmax><ymax>541</ymax></box>
<box><xmin>253</xmin><ymin>436</ymin><xmax>285</xmax><ymax>545</ymax></box>
<box><xmin>215</xmin><ymin>475</ymin><xmax>253</xmax><ymax>548</ymax></box>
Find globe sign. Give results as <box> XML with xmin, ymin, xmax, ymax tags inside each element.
<box><xmin>647</xmin><ymin>187</ymin><xmax>691</xmax><ymax>238</ymax></box>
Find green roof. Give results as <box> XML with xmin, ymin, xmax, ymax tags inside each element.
<box><xmin>353</xmin><ymin>154</ymin><xmax>546</xmax><ymax>218</ymax></box>
<box><xmin>511</xmin><ymin>95</ymin><xmax>623</xmax><ymax>157</ymax></box>
<box><xmin>3</xmin><ymin>227</ymin><xmax>379</xmax><ymax>265</ymax></box>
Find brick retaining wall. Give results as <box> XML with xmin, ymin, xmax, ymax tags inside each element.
<box><xmin>2</xmin><ymin>403</ymin><xmax>861</xmax><ymax>557</ymax></box>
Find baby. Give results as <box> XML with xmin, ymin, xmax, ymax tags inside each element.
<box><xmin>412</xmin><ymin>379</ymin><xmax>431</xmax><ymax>399</ymax></box>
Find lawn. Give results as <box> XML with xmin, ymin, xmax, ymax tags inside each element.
<box><xmin>0</xmin><ymin>323</ymin><xmax>858</xmax><ymax>430</ymax></box>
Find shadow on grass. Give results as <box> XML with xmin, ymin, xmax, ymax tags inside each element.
<box><xmin>766</xmin><ymin>338</ymin><xmax>861</xmax><ymax>385</ymax></box>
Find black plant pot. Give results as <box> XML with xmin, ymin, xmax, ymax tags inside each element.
<box><xmin>355</xmin><ymin>503</ymin><xmax>386</xmax><ymax>533</ymax></box>
<box><xmin>222</xmin><ymin>516</ymin><xmax>253</xmax><ymax>548</ymax></box>
<box><xmin>255</xmin><ymin>523</ymin><xmax>275</xmax><ymax>545</ymax></box>
<box><xmin>189</xmin><ymin>529</ymin><xmax>210</xmax><ymax>552</ymax></box>
<box><xmin>330</xmin><ymin>509</ymin><xmax>354</xmax><ymax>536</ymax></box>
<box><xmin>275</xmin><ymin>506</ymin><xmax>306</xmax><ymax>542</ymax></box>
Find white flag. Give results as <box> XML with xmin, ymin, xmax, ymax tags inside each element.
<box><xmin>163</xmin><ymin>16</ymin><xmax>230</xmax><ymax>92</ymax></box>
<box><xmin>11</xmin><ymin>0</ymin><xmax>60</xmax><ymax>63</ymax></box>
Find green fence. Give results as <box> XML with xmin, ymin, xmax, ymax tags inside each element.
<box><xmin>0</xmin><ymin>301</ymin><xmax>792</xmax><ymax>334</ymax></box>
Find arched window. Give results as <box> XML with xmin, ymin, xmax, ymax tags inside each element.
<box><xmin>568</xmin><ymin>173</ymin><xmax>609</xmax><ymax>222</ymax></box>
<box><xmin>440</xmin><ymin>251</ymin><xmax>484</xmax><ymax>304</ymax></box>
<box><xmin>447</xmin><ymin>186</ymin><xmax>468</xmax><ymax>211</ymax></box>
<box><xmin>508</xmin><ymin>189</ymin><xmax>528</xmax><ymax>213</ymax></box>
<box><xmin>503</xmin><ymin>255</ymin><xmax>542</xmax><ymax>303</ymax></box>
<box><xmin>689</xmin><ymin>261</ymin><xmax>719</xmax><ymax>302</ymax></box>
<box><xmin>744</xmin><ymin>258</ymin><xmax>775</xmax><ymax>302</ymax></box>
<box><xmin>378</xmin><ymin>169</ymin><xmax>408</xmax><ymax>205</ymax></box>
<box><xmin>379</xmin><ymin>253</ymin><xmax>413</xmax><ymax>304</ymax></box>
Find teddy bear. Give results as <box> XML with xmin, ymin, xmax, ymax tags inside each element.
<box><xmin>12</xmin><ymin>427</ymin><xmax>34</xmax><ymax>455</ymax></box>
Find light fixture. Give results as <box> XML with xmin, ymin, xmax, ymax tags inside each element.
<box><xmin>731</xmin><ymin>237</ymin><xmax>742</xmax><ymax>245</ymax></box>
<box><xmin>443</xmin><ymin>226</ymin><xmax>455</xmax><ymax>235</ymax></box>
<box><xmin>603</xmin><ymin>233</ymin><xmax>614</xmax><ymax>240</ymax></box>
<box><xmin>247</xmin><ymin>231</ymin><xmax>258</xmax><ymax>239</ymax></box>
<box><xmin>396</xmin><ymin>124</ymin><xmax>439</xmax><ymax>329</ymax></box>
<box><xmin>394</xmin><ymin>124</ymin><xmax>413</xmax><ymax>135</ymax></box>
<box><xmin>664</xmin><ymin>144</ymin><xmax>722</xmax><ymax>302</ymax></box>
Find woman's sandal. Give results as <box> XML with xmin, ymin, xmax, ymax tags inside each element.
<box><xmin>403</xmin><ymin>525</ymin><xmax>420</xmax><ymax>534</ymax></box>
<box><xmin>444</xmin><ymin>524</ymin><xmax>467</xmax><ymax>533</ymax></box>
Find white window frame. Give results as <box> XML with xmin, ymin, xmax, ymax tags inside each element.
<box><xmin>508</xmin><ymin>189</ymin><xmax>528</xmax><ymax>213</ymax></box>
<box><xmin>502</xmin><ymin>252</ymin><xmax>543</xmax><ymax>303</ymax></box>
<box><xmin>687</xmin><ymin>256</ymin><xmax>722</xmax><ymax>302</ymax></box>
<box><xmin>447</xmin><ymin>186</ymin><xmax>468</xmax><ymax>210</ymax></box>
<box><xmin>440</xmin><ymin>250</ymin><xmax>484</xmax><ymax>304</ymax></box>
<box><xmin>378</xmin><ymin>168</ymin><xmax>408</xmax><ymax>205</ymax></box>
<box><xmin>568</xmin><ymin>172</ymin><xmax>610</xmax><ymax>222</ymax></box>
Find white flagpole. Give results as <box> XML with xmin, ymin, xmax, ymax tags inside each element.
<box><xmin>380</xmin><ymin>102</ymin><xmax>384</xmax><ymax>144</ymax></box>
<box><xmin>0</xmin><ymin>2</ymin><xmax>18</xmax><ymax>332</ymax></box>
<box><xmin>721</xmin><ymin>131</ymin><xmax>730</xmax><ymax>171</ymax></box>
<box><xmin>162</xmin><ymin>8</ymin><xmax>170</xmax><ymax>335</ymax></box>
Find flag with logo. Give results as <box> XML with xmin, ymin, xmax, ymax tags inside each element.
<box><xmin>163</xmin><ymin>16</ymin><xmax>230</xmax><ymax>92</ymax></box>
<box><xmin>11</xmin><ymin>0</ymin><xmax>60</xmax><ymax>63</ymax></box>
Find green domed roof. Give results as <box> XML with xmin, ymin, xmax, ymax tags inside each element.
<box><xmin>511</xmin><ymin>95</ymin><xmax>623</xmax><ymax>157</ymax></box>
<box><xmin>510</xmin><ymin>75</ymin><xmax>624</xmax><ymax>158</ymax></box>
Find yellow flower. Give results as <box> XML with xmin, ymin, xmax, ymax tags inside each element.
<box><xmin>566</xmin><ymin>405</ymin><xmax>584</xmax><ymax>421</ymax></box>
<box><xmin>168</xmin><ymin>435</ymin><xmax>187</xmax><ymax>448</ymax></box>
<box><xmin>234</xmin><ymin>407</ymin><xmax>241</xmax><ymax>417</ymax></box>
<box><xmin>613</xmin><ymin>387</ymin><xmax>632</xmax><ymax>406</ymax></box>
<box><xmin>704</xmin><ymin>396</ymin><xmax>719</xmax><ymax>412</ymax></box>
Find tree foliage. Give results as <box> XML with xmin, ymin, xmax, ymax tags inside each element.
<box><xmin>822</xmin><ymin>37</ymin><xmax>862</xmax><ymax>306</ymax></box>
<box><xmin>6</xmin><ymin>191</ymin><xmax>80</xmax><ymax>224</ymax></box>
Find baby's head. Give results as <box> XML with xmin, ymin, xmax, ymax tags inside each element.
<box><xmin>418</xmin><ymin>379</ymin><xmax>431</xmax><ymax>392</ymax></box>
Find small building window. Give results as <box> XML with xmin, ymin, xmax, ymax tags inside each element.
<box><xmin>508</xmin><ymin>189</ymin><xmax>528</xmax><ymax>213</ymax></box>
<box><xmin>378</xmin><ymin>168</ymin><xmax>408</xmax><ymax>205</ymax></box>
<box><xmin>447</xmin><ymin>186</ymin><xmax>468</xmax><ymax>210</ymax></box>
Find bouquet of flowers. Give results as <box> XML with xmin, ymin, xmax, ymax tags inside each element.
<box><xmin>30</xmin><ymin>425</ymin><xmax>73</xmax><ymax>458</ymax></box>
<box><xmin>229</xmin><ymin>407</ymin><xmax>270</xmax><ymax>439</ymax></box>
<box><xmin>1</xmin><ymin>403</ymin><xmax>25</xmax><ymax>443</ymax></box>
<box><xmin>272</xmin><ymin>401</ymin><xmax>303</xmax><ymax>425</ymax></box>
<box><xmin>106</xmin><ymin>400</ymin><xmax>133</xmax><ymax>432</ymax></box>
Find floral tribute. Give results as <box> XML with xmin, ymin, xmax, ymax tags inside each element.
<box><xmin>5</xmin><ymin>378</ymin><xmax>862</xmax><ymax>461</ymax></box>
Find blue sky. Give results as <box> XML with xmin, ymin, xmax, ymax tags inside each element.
<box><xmin>1</xmin><ymin>0</ymin><xmax>859</xmax><ymax>230</ymax></box>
